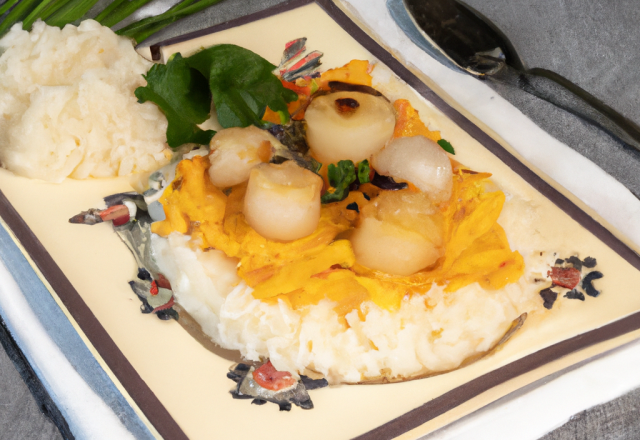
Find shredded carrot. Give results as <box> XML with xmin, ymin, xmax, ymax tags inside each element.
<box><xmin>392</xmin><ymin>99</ymin><xmax>441</xmax><ymax>142</ymax></box>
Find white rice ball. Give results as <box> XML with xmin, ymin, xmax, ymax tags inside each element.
<box><xmin>0</xmin><ymin>20</ymin><xmax>169</xmax><ymax>182</ymax></box>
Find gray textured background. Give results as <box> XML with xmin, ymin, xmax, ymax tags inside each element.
<box><xmin>1</xmin><ymin>0</ymin><xmax>639</xmax><ymax>438</ymax></box>
<box><xmin>465</xmin><ymin>0</ymin><xmax>640</xmax><ymax>199</ymax></box>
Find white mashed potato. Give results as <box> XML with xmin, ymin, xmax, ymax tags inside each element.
<box><xmin>151</xmin><ymin>195</ymin><xmax>553</xmax><ymax>384</ymax></box>
<box><xmin>0</xmin><ymin>20</ymin><xmax>169</xmax><ymax>182</ymax></box>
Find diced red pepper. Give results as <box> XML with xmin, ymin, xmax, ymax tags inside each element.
<box><xmin>548</xmin><ymin>267</ymin><xmax>581</xmax><ymax>289</ymax></box>
<box><xmin>156</xmin><ymin>273</ymin><xmax>172</xmax><ymax>290</ymax></box>
<box><xmin>252</xmin><ymin>360</ymin><xmax>296</xmax><ymax>392</ymax></box>
<box><xmin>100</xmin><ymin>205</ymin><xmax>128</xmax><ymax>221</ymax></box>
<box><xmin>112</xmin><ymin>215</ymin><xmax>130</xmax><ymax>226</ymax></box>
<box><xmin>100</xmin><ymin>205</ymin><xmax>130</xmax><ymax>226</ymax></box>
<box><xmin>281</xmin><ymin>79</ymin><xmax>312</xmax><ymax>96</ymax></box>
<box><xmin>149</xmin><ymin>280</ymin><xmax>158</xmax><ymax>296</ymax></box>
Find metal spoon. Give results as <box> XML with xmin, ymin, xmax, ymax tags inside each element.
<box><xmin>387</xmin><ymin>0</ymin><xmax>640</xmax><ymax>158</ymax></box>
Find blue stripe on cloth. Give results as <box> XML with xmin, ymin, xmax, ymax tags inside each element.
<box><xmin>0</xmin><ymin>220</ymin><xmax>156</xmax><ymax>439</ymax></box>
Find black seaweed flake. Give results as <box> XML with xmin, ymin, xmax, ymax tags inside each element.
<box><xmin>564</xmin><ymin>289</ymin><xmax>585</xmax><ymax>301</ymax></box>
<box><xmin>228</xmin><ymin>363</ymin><xmax>326</xmax><ymax>411</ymax></box>
<box><xmin>277</xmin><ymin>402</ymin><xmax>293</xmax><ymax>411</ymax></box>
<box><xmin>582</xmin><ymin>271</ymin><xmax>604</xmax><ymax>297</ymax></box>
<box><xmin>539</xmin><ymin>288</ymin><xmax>558</xmax><ymax>309</ymax></box>
<box><xmin>137</xmin><ymin>268</ymin><xmax>152</xmax><ymax>281</ymax></box>
<box><xmin>156</xmin><ymin>309</ymin><xmax>179</xmax><ymax>321</ymax></box>
<box><xmin>346</xmin><ymin>202</ymin><xmax>359</xmax><ymax>213</ymax></box>
<box><xmin>268</xmin><ymin>121</ymin><xmax>309</xmax><ymax>155</ymax></box>
<box><xmin>583</xmin><ymin>257</ymin><xmax>597</xmax><ymax>268</ymax></box>
<box><xmin>140</xmin><ymin>301</ymin><xmax>154</xmax><ymax>314</ymax></box>
<box><xmin>128</xmin><ymin>279</ymin><xmax>178</xmax><ymax>320</ymax></box>
<box><xmin>363</xmin><ymin>193</ymin><xmax>371</xmax><ymax>201</ymax></box>
<box><xmin>328</xmin><ymin>81</ymin><xmax>384</xmax><ymax>97</ymax></box>
<box><xmin>566</xmin><ymin>256</ymin><xmax>583</xmax><ymax>271</ymax></box>
<box><xmin>555</xmin><ymin>258</ymin><xmax>564</xmax><ymax>265</ymax></box>
<box><xmin>300</xmin><ymin>375</ymin><xmax>329</xmax><ymax>390</ymax></box>
<box><xmin>371</xmin><ymin>172</ymin><xmax>408</xmax><ymax>190</ymax></box>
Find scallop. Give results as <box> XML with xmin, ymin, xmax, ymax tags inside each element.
<box><xmin>208</xmin><ymin>126</ymin><xmax>277</xmax><ymax>187</ymax></box>
<box><xmin>350</xmin><ymin>191</ymin><xmax>444</xmax><ymax>276</ymax></box>
<box><xmin>243</xmin><ymin>161</ymin><xmax>323</xmax><ymax>241</ymax></box>
<box><xmin>372</xmin><ymin>136</ymin><xmax>453</xmax><ymax>203</ymax></box>
<box><xmin>305</xmin><ymin>91</ymin><xmax>395</xmax><ymax>164</ymax></box>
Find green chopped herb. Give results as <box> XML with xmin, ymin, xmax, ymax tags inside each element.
<box><xmin>186</xmin><ymin>44</ymin><xmax>298</xmax><ymax>129</ymax></box>
<box><xmin>437</xmin><ymin>138</ymin><xmax>455</xmax><ymax>154</ymax></box>
<box><xmin>357</xmin><ymin>159</ymin><xmax>371</xmax><ymax>183</ymax></box>
<box><xmin>321</xmin><ymin>160</ymin><xmax>357</xmax><ymax>204</ymax></box>
<box><xmin>134</xmin><ymin>53</ymin><xmax>215</xmax><ymax>149</ymax></box>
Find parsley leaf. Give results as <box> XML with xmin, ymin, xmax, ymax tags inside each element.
<box><xmin>186</xmin><ymin>44</ymin><xmax>298</xmax><ymax>129</ymax></box>
<box><xmin>437</xmin><ymin>138</ymin><xmax>455</xmax><ymax>154</ymax></box>
<box><xmin>135</xmin><ymin>53</ymin><xmax>215</xmax><ymax>149</ymax></box>
<box><xmin>357</xmin><ymin>159</ymin><xmax>371</xmax><ymax>183</ymax></box>
<box><xmin>321</xmin><ymin>160</ymin><xmax>357</xmax><ymax>204</ymax></box>
<box><xmin>321</xmin><ymin>160</ymin><xmax>374</xmax><ymax>204</ymax></box>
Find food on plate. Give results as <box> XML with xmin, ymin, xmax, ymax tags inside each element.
<box><xmin>305</xmin><ymin>91</ymin><xmax>395</xmax><ymax>163</ymax></box>
<box><xmin>69</xmin><ymin>37</ymin><xmax>604</xmax><ymax>390</ymax></box>
<box><xmin>228</xmin><ymin>361</ymin><xmax>328</xmax><ymax>411</ymax></box>
<box><xmin>372</xmin><ymin>136</ymin><xmax>453</xmax><ymax>203</ymax></box>
<box><xmin>349</xmin><ymin>191</ymin><xmax>444</xmax><ymax>276</ymax></box>
<box><xmin>0</xmin><ymin>20</ymin><xmax>169</xmax><ymax>182</ymax></box>
<box><xmin>207</xmin><ymin>126</ymin><xmax>276</xmax><ymax>187</ymax></box>
<box><xmin>244</xmin><ymin>161</ymin><xmax>323</xmax><ymax>241</ymax></box>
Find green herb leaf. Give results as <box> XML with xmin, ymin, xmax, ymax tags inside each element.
<box><xmin>0</xmin><ymin>0</ymin><xmax>20</xmax><ymax>17</ymax></box>
<box><xmin>22</xmin><ymin>0</ymin><xmax>57</xmax><ymax>30</ymax></box>
<box><xmin>0</xmin><ymin>0</ymin><xmax>40</xmax><ymax>36</ymax></box>
<box><xmin>39</xmin><ymin>0</ymin><xmax>75</xmax><ymax>22</ymax></box>
<box><xmin>46</xmin><ymin>0</ymin><xmax>100</xmax><ymax>28</ymax></box>
<box><xmin>94</xmin><ymin>0</ymin><xmax>128</xmax><ymax>24</ymax></box>
<box><xmin>437</xmin><ymin>138</ymin><xmax>455</xmax><ymax>154</ymax></box>
<box><xmin>186</xmin><ymin>44</ymin><xmax>298</xmax><ymax>129</ymax></box>
<box><xmin>134</xmin><ymin>53</ymin><xmax>215</xmax><ymax>149</ymax></box>
<box><xmin>357</xmin><ymin>159</ymin><xmax>371</xmax><ymax>183</ymax></box>
<box><xmin>321</xmin><ymin>160</ymin><xmax>357</xmax><ymax>204</ymax></box>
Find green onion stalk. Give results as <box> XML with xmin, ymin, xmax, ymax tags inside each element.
<box><xmin>0</xmin><ymin>0</ymin><xmax>227</xmax><ymax>43</ymax></box>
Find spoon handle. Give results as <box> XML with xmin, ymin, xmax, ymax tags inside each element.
<box><xmin>388</xmin><ymin>0</ymin><xmax>640</xmax><ymax>157</ymax></box>
<box><xmin>490</xmin><ymin>66</ymin><xmax>640</xmax><ymax>157</ymax></box>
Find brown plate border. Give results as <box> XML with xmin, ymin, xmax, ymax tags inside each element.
<box><xmin>0</xmin><ymin>0</ymin><xmax>639</xmax><ymax>439</ymax></box>
<box><xmin>0</xmin><ymin>190</ymin><xmax>189</xmax><ymax>440</ymax></box>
